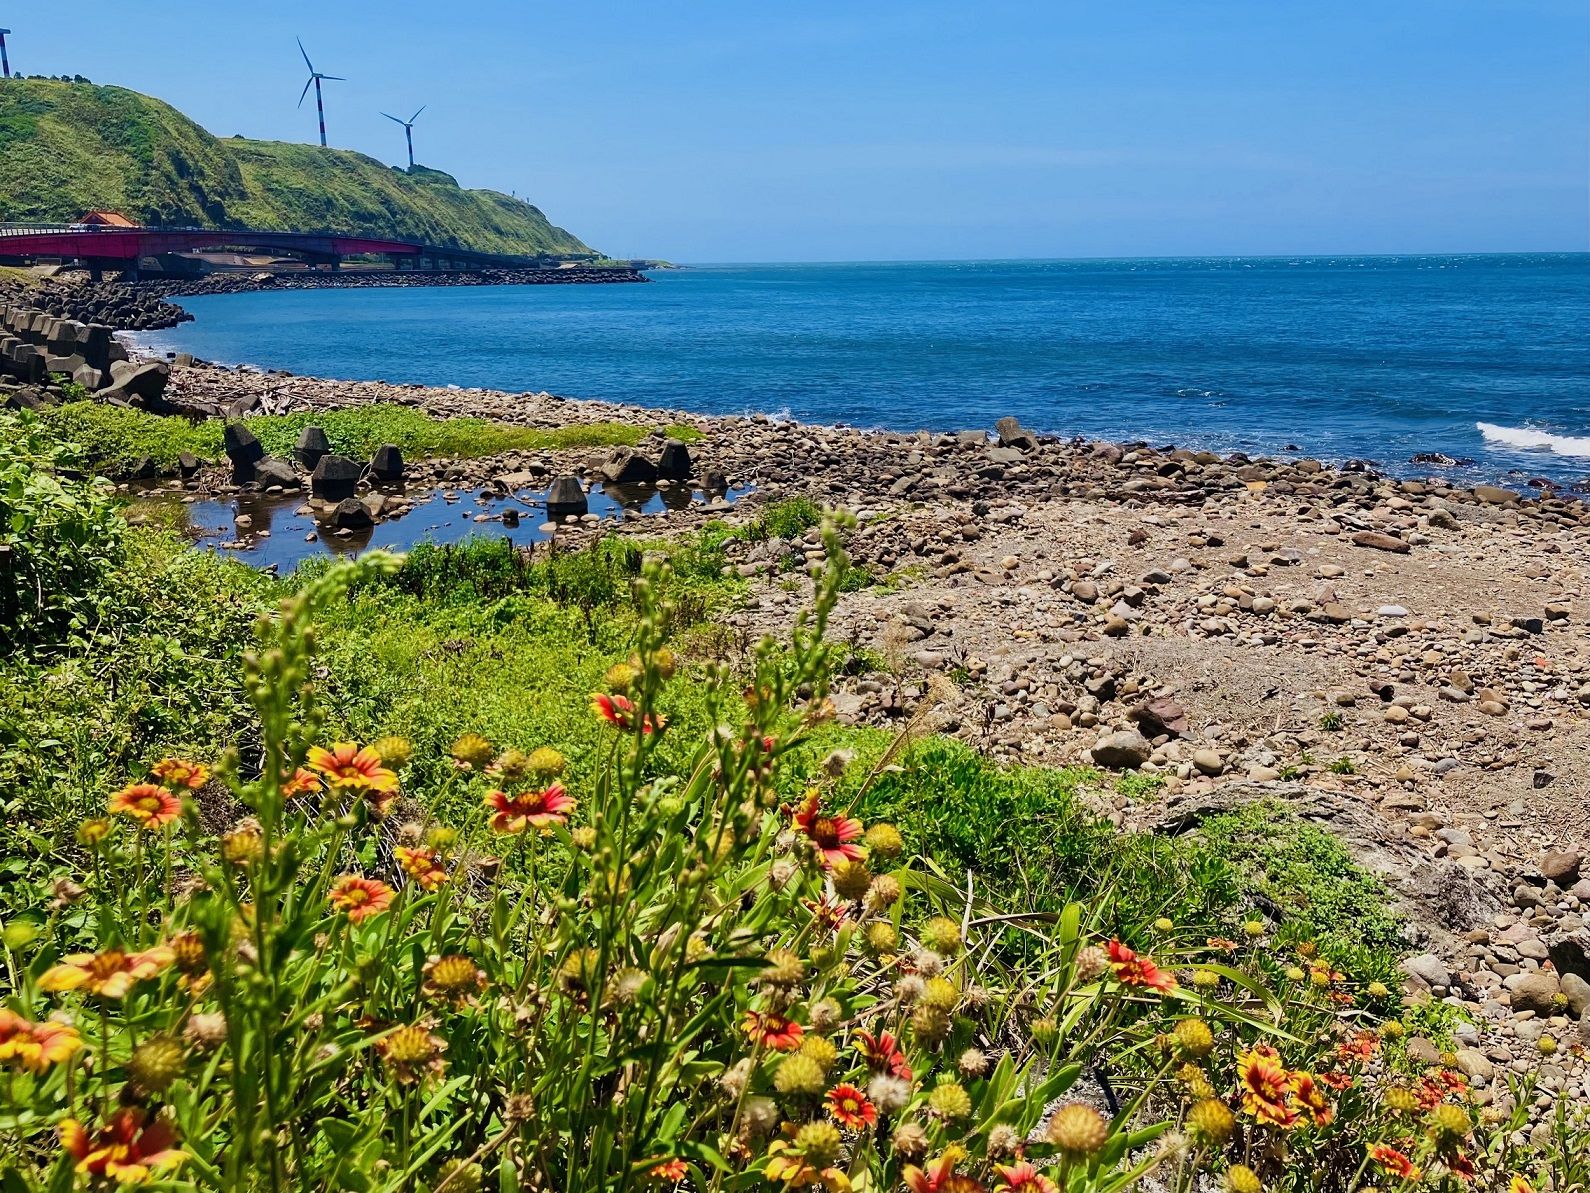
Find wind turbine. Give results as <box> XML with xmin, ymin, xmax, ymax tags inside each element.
<box><xmin>381</xmin><ymin>106</ymin><xmax>426</xmax><ymax>169</ymax></box>
<box><xmin>0</xmin><ymin>30</ymin><xmax>12</xmax><ymax>79</ymax></box>
<box><xmin>296</xmin><ymin>38</ymin><xmax>344</xmax><ymax>147</ymax></box>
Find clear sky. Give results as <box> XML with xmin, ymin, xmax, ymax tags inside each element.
<box><xmin>21</xmin><ymin>1</ymin><xmax>1590</xmax><ymax>261</ymax></box>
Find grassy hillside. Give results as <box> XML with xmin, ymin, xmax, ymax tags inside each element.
<box><xmin>0</xmin><ymin>79</ymin><xmax>593</xmax><ymax>256</ymax></box>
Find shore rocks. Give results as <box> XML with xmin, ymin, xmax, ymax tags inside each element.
<box><xmin>601</xmin><ymin>446</ymin><xmax>658</xmax><ymax>485</ymax></box>
<box><xmin>311</xmin><ymin>454</ymin><xmax>363</xmax><ymax>502</ymax></box>
<box><xmin>1090</xmin><ymin>729</ymin><xmax>1151</xmax><ymax>769</ymax></box>
<box><xmin>657</xmin><ymin>438</ymin><xmax>693</xmax><ymax>481</ymax></box>
<box><xmin>295</xmin><ymin>425</ymin><xmax>331</xmax><ymax>470</ymax></box>
<box><xmin>546</xmin><ymin>474</ymin><xmax>588</xmax><ymax>519</ymax></box>
<box><xmin>253</xmin><ymin>458</ymin><xmax>299</xmax><ymax>490</ymax></box>
<box><xmin>222</xmin><ymin>423</ymin><xmax>265</xmax><ymax>467</ymax></box>
<box><xmin>327</xmin><ymin>497</ymin><xmax>374</xmax><ymax>532</ymax></box>
<box><xmin>370</xmin><ymin>444</ymin><xmax>404</xmax><ymax>483</ymax></box>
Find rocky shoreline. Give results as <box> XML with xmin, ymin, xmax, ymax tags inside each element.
<box><xmin>127</xmin><ymin>356</ymin><xmax>1590</xmax><ymax>1122</ymax></box>
<box><xmin>6</xmin><ymin>277</ymin><xmax>1586</xmax><ymax>1121</ymax></box>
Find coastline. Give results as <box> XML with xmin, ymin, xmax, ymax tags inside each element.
<box><xmin>10</xmin><ymin>283</ymin><xmax>1590</xmax><ymax>1107</ymax></box>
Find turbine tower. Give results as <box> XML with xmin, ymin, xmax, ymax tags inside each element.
<box><xmin>296</xmin><ymin>38</ymin><xmax>345</xmax><ymax>147</ymax></box>
<box><xmin>381</xmin><ymin>106</ymin><xmax>426</xmax><ymax>169</ymax></box>
<box><xmin>0</xmin><ymin>30</ymin><xmax>12</xmax><ymax>79</ymax></box>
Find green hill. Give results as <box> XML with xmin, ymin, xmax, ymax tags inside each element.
<box><xmin>0</xmin><ymin>79</ymin><xmax>594</xmax><ymax>257</ymax></box>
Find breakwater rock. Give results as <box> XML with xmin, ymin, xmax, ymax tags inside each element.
<box><xmin>1</xmin><ymin>266</ymin><xmax>648</xmax><ymax>334</ymax></box>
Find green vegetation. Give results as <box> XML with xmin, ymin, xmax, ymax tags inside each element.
<box><xmin>2</xmin><ymin>415</ymin><xmax>1585</xmax><ymax>1188</ymax></box>
<box><xmin>0</xmin><ymin>79</ymin><xmax>591</xmax><ymax>256</ymax></box>
<box><xmin>39</xmin><ymin>401</ymin><xmax>701</xmax><ymax>475</ymax></box>
<box><xmin>1193</xmin><ymin>800</ymin><xmax>1405</xmax><ymax>981</ymax></box>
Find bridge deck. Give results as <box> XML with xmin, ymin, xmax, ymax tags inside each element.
<box><xmin>0</xmin><ymin>225</ymin><xmax>542</xmax><ymax>268</ymax></box>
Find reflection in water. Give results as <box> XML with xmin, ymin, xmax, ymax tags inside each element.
<box><xmin>171</xmin><ymin>481</ymin><xmax>740</xmax><ymax>572</ymax></box>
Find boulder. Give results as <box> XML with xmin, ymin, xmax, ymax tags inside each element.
<box><xmin>701</xmin><ymin>469</ymin><xmax>729</xmax><ymax>494</ymax></box>
<box><xmin>1090</xmin><ymin>729</ymin><xmax>1151</xmax><ymax>770</ymax></box>
<box><xmin>1473</xmin><ymin>484</ymin><xmax>1518</xmax><ymax>505</ymax></box>
<box><xmin>1351</xmin><ymin>531</ymin><xmax>1410</xmax><ymax>554</ymax></box>
<box><xmin>545</xmin><ymin>474</ymin><xmax>589</xmax><ymax>519</ymax></box>
<box><xmin>1130</xmin><ymin>697</ymin><xmax>1189</xmax><ymax>739</ymax></box>
<box><xmin>1401</xmin><ymin>953</ymin><xmax>1451</xmax><ymax>990</ymax></box>
<box><xmin>1508</xmin><ymin>970</ymin><xmax>1560</xmax><ymax>1016</ymax></box>
<box><xmin>327</xmin><ymin>497</ymin><xmax>374</xmax><ymax>532</ymax></box>
<box><xmin>222</xmin><ymin>423</ymin><xmax>266</xmax><ymax>466</ymax></box>
<box><xmin>657</xmin><ymin>438</ymin><xmax>693</xmax><ymax>481</ymax></box>
<box><xmin>177</xmin><ymin>451</ymin><xmax>201</xmax><ymax>479</ymax></box>
<box><xmin>311</xmin><ymin>454</ymin><xmax>363</xmax><ymax>502</ymax></box>
<box><xmin>119</xmin><ymin>361</ymin><xmax>170</xmax><ymax>401</ymax></box>
<box><xmin>369</xmin><ymin>444</ymin><xmax>404</xmax><ymax>483</ymax></box>
<box><xmin>600</xmin><ymin>446</ymin><xmax>658</xmax><ymax>486</ymax></box>
<box><xmin>253</xmin><ymin>458</ymin><xmax>300</xmax><ymax>491</ymax></box>
<box><xmin>994</xmin><ymin>415</ymin><xmax>1037</xmax><ymax>451</ymax></box>
<box><xmin>1560</xmin><ymin>972</ymin><xmax>1590</xmax><ymax>1018</ymax></box>
<box><xmin>1540</xmin><ymin>850</ymin><xmax>1583</xmax><ymax>886</ymax></box>
<box><xmin>294</xmin><ymin>425</ymin><xmax>331</xmax><ymax>470</ymax></box>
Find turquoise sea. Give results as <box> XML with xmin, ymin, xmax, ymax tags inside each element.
<box><xmin>143</xmin><ymin>254</ymin><xmax>1590</xmax><ymax>485</ymax></box>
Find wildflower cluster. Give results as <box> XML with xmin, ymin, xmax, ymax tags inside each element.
<box><xmin>0</xmin><ymin>536</ymin><xmax>1580</xmax><ymax>1192</ymax></box>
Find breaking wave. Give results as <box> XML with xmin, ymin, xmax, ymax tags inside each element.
<box><xmin>1476</xmin><ymin>422</ymin><xmax>1590</xmax><ymax>459</ymax></box>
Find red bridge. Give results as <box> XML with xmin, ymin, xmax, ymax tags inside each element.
<box><xmin>0</xmin><ymin>224</ymin><xmax>552</xmax><ymax>279</ymax></box>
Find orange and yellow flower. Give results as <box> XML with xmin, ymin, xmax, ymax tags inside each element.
<box><xmin>825</xmin><ymin>1083</ymin><xmax>878</xmax><ymax>1130</ymax></box>
<box><xmin>108</xmin><ymin>783</ymin><xmax>183</xmax><ymax>829</ymax></box>
<box><xmin>1369</xmin><ymin>1144</ymin><xmax>1422</xmax><ymax>1181</ymax></box>
<box><xmin>484</xmin><ymin>784</ymin><xmax>576</xmax><ymax>834</ymax></box>
<box><xmin>856</xmin><ymin>1029</ymin><xmax>913</xmax><ymax>1081</ymax></box>
<box><xmin>328</xmin><ymin>874</ymin><xmax>394</xmax><ymax>923</ymax></box>
<box><xmin>307</xmin><ymin>742</ymin><xmax>399</xmax><ymax>797</ymax></box>
<box><xmin>742</xmin><ymin>1010</ymin><xmax>804</xmax><ymax>1052</ymax></box>
<box><xmin>766</xmin><ymin>1140</ymin><xmax>851</xmax><ymax>1191</ymax></box>
<box><xmin>0</xmin><ymin>1010</ymin><xmax>82</xmax><ymax>1073</ymax></box>
<box><xmin>649</xmin><ymin>1159</ymin><xmax>689</xmax><ymax>1183</ymax></box>
<box><xmin>793</xmin><ymin>791</ymin><xmax>864</xmax><ymax>867</ymax></box>
<box><xmin>1237</xmin><ymin>1047</ymin><xmax>1298</xmax><ymax>1129</ymax></box>
<box><xmin>39</xmin><ymin>946</ymin><xmax>176</xmax><ymax>999</ymax></box>
<box><xmin>1290</xmin><ymin>1071</ymin><xmax>1334</xmax><ymax>1127</ymax></box>
<box><xmin>1336</xmin><ymin>1030</ymin><xmax>1380</xmax><ymax>1064</ymax></box>
<box><xmin>591</xmin><ymin>692</ymin><xmax>666</xmax><ymax>734</ymax></box>
<box><xmin>281</xmin><ymin>767</ymin><xmax>321</xmax><ymax>798</ymax></box>
<box><xmin>59</xmin><ymin>1109</ymin><xmax>186</xmax><ymax>1185</ymax></box>
<box><xmin>993</xmin><ymin>1162</ymin><xmax>1057</xmax><ymax>1193</ymax></box>
<box><xmin>904</xmin><ymin>1155</ymin><xmax>984</xmax><ymax>1193</ymax></box>
<box><xmin>1106</xmin><ymin>938</ymin><xmax>1177</xmax><ymax>993</ymax></box>
<box><xmin>394</xmin><ymin>846</ymin><xmax>449</xmax><ymax>892</ymax></box>
<box><xmin>150</xmin><ymin>757</ymin><xmax>209</xmax><ymax>790</ymax></box>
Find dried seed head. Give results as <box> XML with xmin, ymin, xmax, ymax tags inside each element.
<box><xmin>795</xmin><ymin>1121</ymin><xmax>842</xmax><ymax>1167</ymax></box>
<box><xmin>919</xmin><ymin>917</ymin><xmax>962</xmax><ymax>956</ymax></box>
<box><xmin>1046</xmin><ymin>1103</ymin><xmax>1109</xmax><ymax>1158</ymax></box>
<box><xmin>127</xmin><ymin>1035</ymin><xmax>186</xmax><ymax>1094</ymax></box>
<box><xmin>891</xmin><ymin>1121</ymin><xmax>930</xmax><ymax>1160</ymax></box>
<box><xmin>1188</xmin><ymin>1098</ymin><xmax>1235</xmax><ymax>1145</ymax></box>
<box><xmin>867</xmin><ymin>1074</ymin><xmax>913</xmax><ymax>1115</ymax></box>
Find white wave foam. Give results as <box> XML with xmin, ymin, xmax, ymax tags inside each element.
<box><xmin>1476</xmin><ymin>422</ymin><xmax>1590</xmax><ymax>459</ymax></box>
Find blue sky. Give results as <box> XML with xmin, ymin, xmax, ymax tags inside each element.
<box><xmin>26</xmin><ymin>2</ymin><xmax>1590</xmax><ymax>261</ymax></box>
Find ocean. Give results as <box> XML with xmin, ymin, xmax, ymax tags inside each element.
<box><xmin>140</xmin><ymin>254</ymin><xmax>1590</xmax><ymax>486</ymax></box>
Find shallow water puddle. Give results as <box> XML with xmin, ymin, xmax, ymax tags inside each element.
<box><xmin>163</xmin><ymin>482</ymin><xmax>739</xmax><ymax>571</ymax></box>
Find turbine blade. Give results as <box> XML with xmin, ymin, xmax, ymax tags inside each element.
<box><xmin>298</xmin><ymin>76</ymin><xmax>314</xmax><ymax>107</ymax></box>
<box><xmin>322</xmin><ymin>75</ymin><xmax>346</xmax><ymax>82</ymax></box>
<box><xmin>410</xmin><ymin>105</ymin><xmax>426</xmax><ymax>123</ymax></box>
<box><xmin>297</xmin><ymin>36</ymin><xmax>314</xmax><ymax>72</ymax></box>
<box><xmin>382</xmin><ymin>112</ymin><xmax>403</xmax><ymax>124</ymax></box>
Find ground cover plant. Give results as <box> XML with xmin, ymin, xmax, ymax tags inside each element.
<box><xmin>38</xmin><ymin>402</ymin><xmax>701</xmax><ymax>476</ymax></box>
<box><xmin>2</xmin><ymin>418</ymin><xmax>1586</xmax><ymax>1189</ymax></box>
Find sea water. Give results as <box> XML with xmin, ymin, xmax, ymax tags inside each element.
<box><xmin>140</xmin><ymin>254</ymin><xmax>1590</xmax><ymax>486</ymax></box>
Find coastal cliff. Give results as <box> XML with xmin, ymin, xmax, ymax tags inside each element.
<box><xmin>0</xmin><ymin>79</ymin><xmax>593</xmax><ymax>257</ymax></box>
